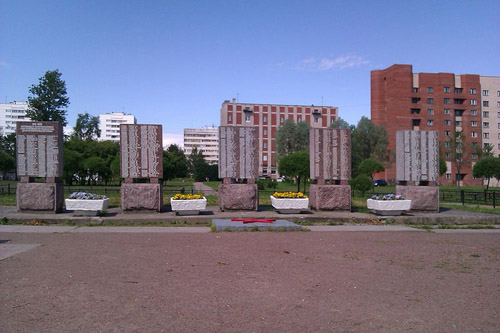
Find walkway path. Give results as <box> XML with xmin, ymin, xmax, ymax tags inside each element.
<box><xmin>193</xmin><ymin>182</ymin><xmax>217</xmax><ymax>195</ymax></box>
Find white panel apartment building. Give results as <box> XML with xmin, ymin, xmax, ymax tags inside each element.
<box><xmin>480</xmin><ymin>76</ymin><xmax>500</xmax><ymax>155</ymax></box>
<box><xmin>0</xmin><ymin>101</ymin><xmax>29</xmax><ymax>136</ymax></box>
<box><xmin>98</xmin><ymin>112</ymin><xmax>136</xmax><ymax>142</ymax></box>
<box><xmin>183</xmin><ymin>127</ymin><xmax>219</xmax><ymax>164</ymax></box>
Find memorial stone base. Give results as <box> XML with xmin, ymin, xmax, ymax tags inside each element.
<box><xmin>17</xmin><ymin>182</ymin><xmax>64</xmax><ymax>213</ymax></box>
<box><xmin>309</xmin><ymin>184</ymin><xmax>351</xmax><ymax>211</ymax></box>
<box><xmin>218</xmin><ymin>184</ymin><xmax>258</xmax><ymax>211</ymax></box>
<box><xmin>121</xmin><ymin>183</ymin><xmax>162</xmax><ymax>212</ymax></box>
<box><xmin>396</xmin><ymin>185</ymin><xmax>439</xmax><ymax>212</ymax></box>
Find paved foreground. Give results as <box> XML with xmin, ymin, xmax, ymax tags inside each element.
<box><xmin>1</xmin><ymin>230</ymin><xmax>499</xmax><ymax>331</ymax></box>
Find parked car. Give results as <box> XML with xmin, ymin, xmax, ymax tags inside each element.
<box><xmin>373</xmin><ymin>179</ymin><xmax>388</xmax><ymax>187</ymax></box>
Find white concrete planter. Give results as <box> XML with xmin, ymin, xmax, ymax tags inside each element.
<box><xmin>271</xmin><ymin>196</ymin><xmax>309</xmax><ymax>214</ymax></box>
<box><xmin>366</xmin><ymin>199</ymin><xmax>411</xmax><ymax>216</ymax></box>
<box><xmin>65</xmin><ymin>198</ymin><xmax>109</xmax><ymax>216</ymax></box>
<box><xmin>170</xmin><ymin>197</ymin><xmax>207</xmax><ymax>215</ymax></box>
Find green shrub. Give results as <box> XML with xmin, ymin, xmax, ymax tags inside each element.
<box><xmin>350</xmin><ymin>174</ymin><xmax>372</xmax><ymax>196</ymax></box>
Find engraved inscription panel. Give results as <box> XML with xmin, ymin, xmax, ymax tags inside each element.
<box><xmin>218</xmin><ymin>126</ymin><xmax>258</xmax><ymax>179</ymax></box>
<box><xmin>396</xmin><ymin>130</ymin><xmax>438</xmax><ymax>182</ymax></box>
<box><xmin>120</xmin><ymin>124</ymin><xmax>163</xmax><ymax>179</ymax></box>
<box><xmin>16</xmin><ymin>122</ymin><xmax>63</xmax><ymax>178</ymax></box>
<box><xmin>310</xmin><ymin>128</ymin><xmax>351</xmax><ymax>181</ymax></box>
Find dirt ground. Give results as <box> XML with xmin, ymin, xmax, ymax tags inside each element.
<box><xmin>1</xmin><ymin>231</ymin><xmax>499</xmax><ymax>332</ymax></box>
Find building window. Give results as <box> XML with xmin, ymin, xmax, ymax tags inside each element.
<box><xmin>455</xmin><ymin>88</ymin><xmax>463</xmax><ymax>94</ymax></box>
<box><xmin>411</xmin><ymin>109</ymin><xmax>420</xmax><ymax>114</ymax></box>
<box><xmin>483</xmin><ymin>90</ymin><xmax>489</xmax><ymax>96</ymax></box>
<box><xmin>455</xmin><ymin>121</ymin><xmax>462</xmax><ymax>127</ymax></box>
<box><xmin>471</xmin><ymin>132</ymin><xmax>477</xmax><ymax>138</ymax></box>
<box><xmin>483</xmin><ymin>133</ymin><xmax>490</xmax><ymax>139</ymax></box>
<box><xmin>263</xmin><ymin>128</ymin><xmax>268</xmax><ymax>136</ymax></box>
<box><xmin>412</xmin><ymin>88</ymin><xmax>419</xmax><ymax>93</ymax></box>
<box><xmin>445</xmin><ymin>173</ymin><xmax>451</xmax><ymax>180</ymax></box>
<box><xmin>483</xmin><ymin>122</ymin><xmax>490</xmax><ymax>128</ymax></box>
<box><xmin>445</xmin><ymin>152</ymin><xmax>451</xmax><ymax>159</ymax></box>
<box><xmin>427</xmin><ymin>87</ymin><xmax>433</xmax><ymax>93</ymax></box>
<box><xmin>263</xmin><ymin>155</ymin><xmax>268</xmax><ymax>162</ymax></box>
<box><xmin>427</xmin><ymin>109</ymin><xmax>434</xmax><ymax>115</ymax></box>
<box><xmin>498</xmin><ymin>143</ymin><xmax>500</xmax><ymax>150</ymax></box>
<box><xmin>412</xmin><ymin>97</ymin><xmax>420</xmax><ymax>103</ymax></box>
<box><xmin>498</xmin><ymin>133</ymin><xmax>500</xmax><ymax>138</ymax></box>
<box><xmin>444</xmin><ymin>120</ymin><xmax>451</xmax><ymax>126</ymax></box>
<box><xmin>470</xmin><ymin>88</ymin><xmax>476</xmax><ymax>94</ymax></box>
<box><xmin>483</xmin><ymin>111</ymin><xmax>489</xmax><ymax>118</ymax></box>
<box><xmin>444</xmin><ymin>108</ymin><xmax>450</xmax><ymax>115</ymax></box>
<box><xmin>483</xmin><ymin>101</ymin><xmax>489</xmax><ymax>107</ymax></box>
<box><xmin>444</xmin><ymin>141</ymin><xmax>451</xmax><ymax>147</ymax></box>
<box><xmin>471</xmin><ymin>99</ymin><xmax>477</xmax><ymax>105</ymax></box>
<box><xmin>471</xmin><ymin>110</ymin><xmax>478</xmax><ymax>116</ymax></box>
<box><xmin>472</xmin><ymin>153</ymin><xmax>478</xmax><ymax>160</ymax></box>
<box><xmin>280</xmin><ymin>116</ymin><xmax>284</xmax><ymax>123</ymax></box>
<box><xmin>471</xmin><ymin>121</ymin><xmax>477</xmax><ymax>127</ymax></box>
<box><xmin>263</xmin><ymin>115</ymin><xmax>268</xmax><ymax>122</ymax></box>
<box><xmin>314</xmin><ymin>116</ymin><xmax>319</xmax><ymax>123</ymax></box>
<box><xmin>498</xmin><ymin>102</ymin><xmax>500</xmax><ymax>108</ymax></box>
<box><xmin>228</xmin><ymin>114</ymin><xmax>232</xmax><ymax>122</ymax></box>
<box><xmin>427</xmin><ymin>98</ymin><xmax>433</xmax><ymax>104</ymax></box>
<box><xmin>245</xmin><ymin>114</ymin><xmax>251</xmax><ymax>122</ymax></box>
<box><xmin>484</xmin><ymin>143</ymin><xmax>490</xmax><ymax>148</ymax></box>
<box><xmin>263</xmin><ymin>142</ymin><xmax>267</xmax><ymax>149</ymax></box>
<box><xmin>427</xmin><ymin>120</ymin><xmax>434</xmax><ymax>126</ymax></box>
<box><xmin>444</xmin><ymin>87</ymin><xmax>450</xmax><ymax>93</ymax></box>
<box><xmin>444</xmin><ymin>130</ymin><xmax>451</xmax><ymax>136</ymax></box>
<box><xmin>498</xmin><ymin>91</ymin><xmax>500</xmax><ymax>97</ymax></box>
<box><xmin>444</xmin><ymin>98</ymin><xmax>450</xmax><ymax>104</ymax></box>
<box><xmin>472</xmin><ymin>142</ymin><xmax>478</xmax><ymax>148</ymax></box>
<box><xmin>297</xmin><ymin>116</ymin><xmax>302</xmax><ymax>122</ymax></box>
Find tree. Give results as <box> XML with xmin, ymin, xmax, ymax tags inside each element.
<box><xmin>476</xmin><ymin>143</ymin><xmax>494</xmax><ymax>160</ymax></box>
<box><xmin>0</xmin><ymin>150</ymin><xmax>15</xmax><ymax>179</ymax></box>
<box><xmin>188</xmin><ymin>147</ymin><xmax>211</xmax><ymax>181</ymax></box>
<box><xmin>163</xmin><ymin>144</ymin><xmax>188</xmax><ymax>181</ymax></box>
<box><xmin>330</xmin><ymin>117</ymin><xmax>353</xmax><ymax>130</ymax></box>
<box><xmin>350</xmin><ymin>174</ymin><xmax>372</xmax><ymax>196</ymax></box>
<box><xmin>27</xmin><ymin>70</ymin><xmax>70</xmax><ymax>126</ymax></box>
<box><xmin>73</xmin><ymin>113</ymin><xmax>101</xmax><ymax>140</ymax></box>
<box><xmin>62</xmin><ymin>148</ymin><xmax>82</xmax><ymax>185</ymax></box>
<box><xmin>83</xmin><ymin>156</ymin><xmax>109</xmax><ymax>185</ymax></box>
<box><xmin>0</xmin><ymin>133</ymin><xmax>16</xmax><ymax>159</ymax></box>
<box><xmin>276</xmin><ymin>120</ymin><xmax>310</xmax><ymax>158</ymax></box>
<box><xmin>446</xmin><ymin>131</ymin><xmax>469</xmax><ymax>186</ymax></box>
<box><xmin>358</xmin><ymin>158</ymin><xmax>384</xmax><ymax>180</ymax></box>
<box><xmin>278</xmin><ymin>150</ymin><xmax>309</xmax><ymax>192</ymax></box>
<box><xmin>439</xmin><ymin>157</ymin><xmax>447</xmax><ymax>176</ymax></box>
<box><xmin>472</xmin><ymin>157</ymin><xmax>500</xmax><ymax>190</ymax></box>
<box><xmin>351</xmin><ymin>117</ymin><xmax>389</xmax><ymax>177</ymax></box>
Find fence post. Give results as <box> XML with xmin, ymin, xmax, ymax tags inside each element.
<box><xmin>494</xmin><ymin>192</ymin><xmax>496</xmax><ymax>209</ymax></box>
<box><xmin>461</xmin><ymin>190</ymin><xmax>464</xmax><ymax>205</ymax></box>
<box><xmin>7</xmin><ymin>184</ymin><xmax>10</xmax><ymax>195</ymax></box>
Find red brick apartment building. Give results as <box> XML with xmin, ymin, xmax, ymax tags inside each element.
<box><xmin>220</xmin><ymin>99</ymin><xmax>338</xmax><ymax>177</ymax></box>
<box><xmin>371</xmin><ymin>64</ymin><xmax>483</xmax><ymax>186</ymax></box>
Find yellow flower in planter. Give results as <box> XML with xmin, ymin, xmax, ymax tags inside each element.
<box><xmin>172</xmin><ymin>194</ymin><xmax>204</xmax><ymax>200</ymax></box>
<box><xmin>272</xmin><ymin>192</ymin><xmax>308</xmax><ymax>199</ymax></box>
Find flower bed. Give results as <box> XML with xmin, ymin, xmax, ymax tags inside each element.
<box><xmin>367</xmin><ymin>194</ymin><xmax>411</xmax><ymax>216</ymax></box>
<box><xmin>170</xmin><ymin>193</ymin><xmax>207</xmax><ymax>215</ymax></box>
<box><xmin>271</xmin><ymin>192</ymin><xmax>309</xmax><ymax>214</ymax></box>
<box><xmin>65</xmin><ymin>192</ymin><xmax>109</xmax><ymax>216</ymax></box>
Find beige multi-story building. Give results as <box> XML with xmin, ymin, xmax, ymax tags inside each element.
<box><xmin>98</xmin><ymin>112</ymin><xmax>136</xmax><ymax>142</ymax></box>
<box><xmin>183</xmin><ymin>126</ymin><xmax>219</xmax><ymax>164</ymax></box>
<box><xmin>220</xmin><ymin>99</ymin><xmax>338</xmax><ymax>177</ymax></box>
<box><xmin>0</xmin><ymin>101</ymin><xmax>29</xmax><ymax>136</ymax></box>
<box><xmin>480</xmin><ymin>76</ymin><xmax>500</xmax><ymax>156</ymax></box>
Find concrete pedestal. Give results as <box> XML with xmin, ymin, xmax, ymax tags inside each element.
<box><xmin>396</xmin><ymin>185</ymin><xmax>439</xmax><ymax>212</ymax></box>
<box><xmin>17</xmin><ymin>182</ymin><xmax>64</xmax><ymax>213</ymax></box>
<box><xmin>121</xmin><ymin>183</ymin><xmax>162</xmax><ymax>212</ymax></box>
<box><xmin>218</xmin><ymin>184</ymin><xmax>258</xmax><ymax>211</ymax></box>
<box><xmin>309</xmin><ymin>184</ymin><xmax>351</xmax><ymax>211</ymax></box>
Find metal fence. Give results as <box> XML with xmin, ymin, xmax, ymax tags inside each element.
<box><xmin>2</xmin><ymin>184</ymin><xmax>500</xmax><ymax>208</ymax></box>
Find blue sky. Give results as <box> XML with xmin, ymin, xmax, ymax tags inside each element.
<box><xmin>1</xmin><ymin>0</ymin><xmax>499</xmax><ymax>145</ymax></box>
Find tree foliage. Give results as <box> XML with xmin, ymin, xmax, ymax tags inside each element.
<box><xmin>187</xmin><ymin>147</ymin><xmax>219</xmax><ymax>182</ymax></box>
<box><xmin>27</xmin><ymin>70</ymin><xmax>70</xmax><ymax>126</ymax></box>
<box><xmin>350</xmin><ymin>174</ymin><xmax>373</xmax><ymax>196</ymax></box>
<box><xmin>439</xmin><ymin>157</ymin><xmax>447</xmax><ymax>176</ymax></box>
<box><xmin>351</xmin><ymin>117</ymin><xmax>388</xmax><ymax>177</ymax></box>
<box><xmin>358</xmin><ymin>158</ymin><xmax>384</xmax><ymax>180</ymax></box>
<box><xmin>276</xmin><ymin>120</ymin><xmax>310</xmax><ymax>158</ymax></box>
<box><xmin>278</xmin><ymin>150</ymin><xmax>309</xmax><ymax>192</ymax></box>
<box><xmin>0</xmin><ymin>133</ymin><xmax>16</xmax><ymax>159</ymax></box>
<box><xmin>0</xmin><ymin>150</ymin><xmax>16</xmax><ymax>179</ymax></box>
<box><xmin>163</xmin><ymin>144</ymin><xmax>188</xmax><ymax>181</ymax></box>
<box><xmin>330</xmin><ymin>117</ymin><xmax>353</xmax><ymax>130</ymax></box>
<box><xmin>73</xmin><ymin>113</ymin><xmax>101</xmax><ymax>140</ymax></box>
<box><xmin>472</xmin><ymin>157</ymin><xmax>500</xmax><ymax>190</ymax></box>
